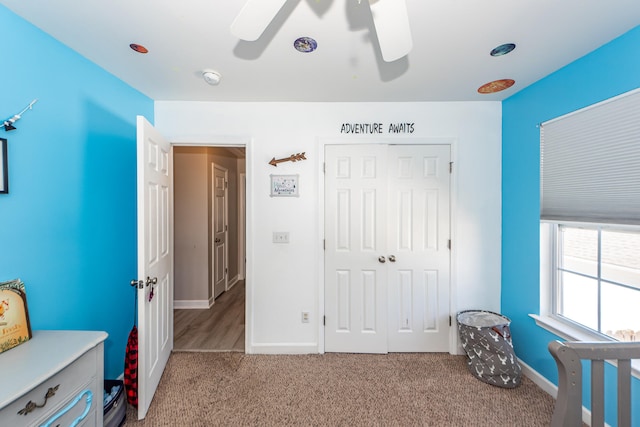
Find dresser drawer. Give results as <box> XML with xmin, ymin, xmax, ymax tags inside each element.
<box><xmin>2</xmin><ymin>348</ymin><xmax>97</xmax><ymax>427</ymax></box>
<box><xmin>40</xmin><ymin>387</ymin><xmax>97</xmax><ymax>427</ymax></box>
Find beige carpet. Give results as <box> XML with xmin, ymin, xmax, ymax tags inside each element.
<box><xmin>124</xmin><ymin>352</ymin><xmax>556</xmax><ymax>426</ymax></box>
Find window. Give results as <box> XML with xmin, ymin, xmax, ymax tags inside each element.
<box><xmin>551</xmin><ymin>224</ymin><xmax>640</xmax><ymax>341</ymax></box>
<box><xmin>538</xmin><ymin>88</ymin><xmax>640</xmax><ymax>346</ymax></box>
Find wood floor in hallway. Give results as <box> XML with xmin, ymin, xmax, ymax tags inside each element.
<box><xmin>173</xmin><ymin>280</ymin><xmax>245</xmax><ymax>352</ymax></box>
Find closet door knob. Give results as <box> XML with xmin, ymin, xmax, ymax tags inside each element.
<box><xmin>389</xmin><ymin>255</ymin><xmax>396</xmax><ymax>262</ymax></box>
<box><xmin>378</xmin><ymin>256</ymin><xmax>386</xmax><ymax>263</ymax></box>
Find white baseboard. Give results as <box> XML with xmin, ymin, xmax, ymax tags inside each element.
<box><xmin>247</xmin><ymin>343</ymin><xmax>319</xmax><ymax>354</ymax></box>
<box><xmin>173</xmin><ymin>299</ymin><xmax>212</xmax><ymax>309</ymax></box>
<box><xmin>227</xmin><ymin>275</ymin><xmax>239</xmax><ymax>290</ymax></box>
<box><xmin>519</xmin><ymin>358</ymin><xmax>602</xmax><ymax>427</ymax></box>
<box><xmin>518</xmin><ymin>358</ymin><xmax>558</xmax><ymax>398</ymax></box>
<box><xmin>175</xmin><ymin>278</ymin><xmax>241</xmax><ymax>309</ymax></box>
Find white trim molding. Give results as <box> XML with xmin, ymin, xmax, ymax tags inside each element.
<box><xmin>531</xmin><ymin>313</ymin><xmax>640</xmax><ymax>379</ymax></box>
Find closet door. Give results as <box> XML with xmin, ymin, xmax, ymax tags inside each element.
<box><xmin>325</xmin><ymin>144</ymin><xmax>451</xmax><ymax>353</ymax></box>
<box><xmin>324</xmin><ymin>145</ymin><xmax>388</xmax><ymax>353</ymax></box>
<box><xmin>386</xmin><ymin>144</ymin><xmax>451</xmax><ymax>352</ymax></box>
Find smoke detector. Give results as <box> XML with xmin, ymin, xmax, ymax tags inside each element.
<box><xmin>202</xmin><ymin>69</ymin><xmax>222</xmax><ymax>86</ymax></box>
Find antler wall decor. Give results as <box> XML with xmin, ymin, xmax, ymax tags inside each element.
<box><xmin>269</xmin><ymin>152</ymin><xmax>306</xmax><ymax>167</ymax></box>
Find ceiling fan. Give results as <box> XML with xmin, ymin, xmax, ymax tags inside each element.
<box><xmin>230</xmin><ymin>0</ymin><xmax>413</xmax><ymax>62</ymax></box>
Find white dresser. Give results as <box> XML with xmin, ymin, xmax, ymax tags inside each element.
<box><xmin>0</xmin><ymin>330</ymin><xmax>108</xmax><ymax>427</ymax></box>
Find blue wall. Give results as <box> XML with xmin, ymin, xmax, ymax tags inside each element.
<box><xmin>502</xmin><ymin>26</ymin><xmax>640</xmax><ymax>425</ymax></box>
<box><xmin>0</xmin><ymin>6</ymin><xmax>153</xmax><ymax>379</ymax></box>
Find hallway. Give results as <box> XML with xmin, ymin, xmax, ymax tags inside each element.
<box><xmin>173</xmin><ymin>280</ymin><xmax>245</xmax><ymax>351</ymax></box>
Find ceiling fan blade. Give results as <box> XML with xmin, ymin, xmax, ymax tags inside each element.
<box><xmin>368</xmin><ymin>0</ymin><xmax>413</xmax><ymax>62</ymax></box>
<box><xmin>230</xmin><ymin>0</ymin><xmax>289</xmax><ymax>41</ymax></box>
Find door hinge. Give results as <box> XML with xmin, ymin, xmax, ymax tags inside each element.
<box><xmin>323</xmin><ymin>315</ymin><xmax>326</xmax><ymax>326</ymax></box>
<box><xmin>225</xmin><ymin>180</ymin><xmax>228</xmax><ymax>188</ymax></box>
<box><xmin>323</xmin><ymin>162</ymin><xmax>326</xmax><ymax>173</ymax></box>
<box><xmin>225</xmin><ymin>267</ymin><xmax>228</xmax><ymax>275</ymax></box>
<box><xmin>449</xmin><ymin>162</ymin><xmax>453</xmax><ymax>173</ymax></box>
<box><xmin>449</xmin><ymin>315</ymin><xmax>452</xmax><ymax>327</ymax></box>
<box><xmin>448</xmin><ymin>239</ymin><xmax>451</xmax><ymax>250</ymax></box>
<box><xmin>225</xmin><ymin>225</ymin><xmax>228</xmax><ymax>231</ymax></box>
<box><xmin>323</xmin><ymin>239</ymin><xmax>326</xmax><ymax>250</ymax></box>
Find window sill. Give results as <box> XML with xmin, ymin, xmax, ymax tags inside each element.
<box><xmin>530</xmin><ymin>314</ymin><xmax>640</xmax><ymax>379</ymax></box>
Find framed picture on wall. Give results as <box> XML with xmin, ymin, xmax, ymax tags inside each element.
<box><xmin>0</xmin><ymin>138</ymin><xmax>7</xmax><ymax>194</ymax></box>
<box><xmin>270</xmin><ymin>174</ymin><xmax>299</xmax><ymax>197</ymax></box>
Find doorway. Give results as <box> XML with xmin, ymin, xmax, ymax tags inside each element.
<box><xmin>324</xmin><ymin>144</ymin><xmax>451</xmax><ymax>353</ymax></box>
<box><xmin>173</xmin><ymin>146</ymin><xmax>246</xmax><ymax>351</ymax></box>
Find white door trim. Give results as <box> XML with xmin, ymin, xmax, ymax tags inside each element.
<box><xmin>238</xmin><ymin>173</ymin><xmax>246</xmax><ymax>280</ymax></box>
<box><xmin>318</xmin><ymin>137</ymin><xmax>459</xmax><ymax>355</ymax></box>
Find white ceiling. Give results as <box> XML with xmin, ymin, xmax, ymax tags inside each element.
<box><xmin>3</xmin><ymin>0</ymin><xmax>640</xmax><ymax>102</ymax></box>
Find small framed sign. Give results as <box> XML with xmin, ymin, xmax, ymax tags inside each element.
<box><xmin>270</xmin><ymin>174</ymin><xmax>299</xmax><ymax>197</ymax></box>
<box><xmin>0</xmin><ymin>138</ymin><xmax>7</xmax><ymax>194</ymax></box>
<box><xmin>0</xmin><ymin>279</ymin><xmax>32</xmax><ymax>354</ymax></box>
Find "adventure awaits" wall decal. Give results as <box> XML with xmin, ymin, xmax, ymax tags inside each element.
<box><xmin>340</xmin><ymin>123</ymin><xmax>415</xmax><ymax>134</ymax></box>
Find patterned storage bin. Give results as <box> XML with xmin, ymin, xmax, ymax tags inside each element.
<box><xmin>457</xmin><ymin>310</ymin><xmax>522</xmax><ymax>388</ymax></box>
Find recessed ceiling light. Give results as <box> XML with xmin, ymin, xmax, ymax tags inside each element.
<box><xmin>129</xmin><ymin>43</ymin><xmax>149</xmax><ymax>54</ymax></box>
<box><xmin>490</xmin><ymin>43</ymin><xmax>516</xmax><ymax>57</ymax></box>
<box><xmin>294</xmin><ymin>37</ymin><xmax>317</xmax><ymax>53</ymax></box>
<box><xmin>202</xmin><ymin>69</ymin><xmax>222</xmax><ymax>86</ymax></box>
<box><xmin>478</xmin><ymin>79</ymin><xmax>515</xmax><ymax>94</ymax></box>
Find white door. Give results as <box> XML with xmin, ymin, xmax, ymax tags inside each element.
<box><xmin>324</xmin><ymin>145</ymin><xmax>389</xmax><ymax>353</ymax></box>
<box><xmin>136</xmin><ymin>116</ymin><xmax>173</xmax><ymax>420</ymax></box>
<box><xmin>212</xmin><ymin>164</ymin><xmax>228</xmax><ymax>298</ymax></box>
<box><xmin>325</xmin><ymin>144</ymin><xmax>450</xmax><ymax>353</ymax></box>
<box><xmin>386</xmin><ymin>144</ymin><xmax>450</xmax><ymax>351</ymax></box>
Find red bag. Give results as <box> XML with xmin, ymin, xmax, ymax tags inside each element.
<box><xmin>124</xmin><ymin>325</ymin><xmax>138</xmax><ymax>407</ymax></box>
<box><xmin>124</xmin><ymin>285</ymin><xmax>139</xmax><ymax>408</ymax></box>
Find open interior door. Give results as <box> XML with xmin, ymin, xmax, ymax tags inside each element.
<box><xmin>136</xmin><ymin>116</ymin><xmax>173</xmax><ymax>419</ymax></box>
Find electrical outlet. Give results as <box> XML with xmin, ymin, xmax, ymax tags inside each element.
<box><xmin>273</xmin><ymin>232</ymin><xmax>290</xmax><ymax>243</ymax></box>
<box><xmin>301</xmin><ymin>311</ymin><xmax>310</xmax><ymax>323</ymax></box>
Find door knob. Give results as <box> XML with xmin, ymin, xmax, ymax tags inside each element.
<box><xmin>146</xmin><ymin>276</ymin><xmax>158</xmax><ymax>287</ymax></box>
<box><xmin>378</xmin><ymin>256</ymin><xmax>386</xmax><ymax>263</ymax></box>
<box><xmin>130</xmin><ymin>279</ymin><xmax>143</xmax><ymax>289</ymax></box>
<box><xmin>389</xmin><ymin>255</ymin><xmax>396</xmax><ymax>262</ymax></box>
<box><xmin>215</xmin><ymin>238</ymin><xmax>221</xmax><ymax>243</ymax></box>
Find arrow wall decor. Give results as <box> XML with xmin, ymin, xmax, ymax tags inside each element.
<box><xmin>269</xmin><ymin>152</ymin><xmax>306</xmax><ymax>167</ymax></box>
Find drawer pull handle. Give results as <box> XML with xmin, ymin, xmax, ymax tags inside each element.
<box><xmin>17</xmin><ymin>384</ymin><xmax>60</xmax><ymax>416</ymax></box>
<box><xmin>41</xmin><ymin>389</ymin><xmax>93</xmax><ymax>427</ymax></box>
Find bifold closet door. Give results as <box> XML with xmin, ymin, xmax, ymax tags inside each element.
<box><xmin>325</xmin><ymin>144</ymin><xmax>450</xmax><ymax>353</ymax></box>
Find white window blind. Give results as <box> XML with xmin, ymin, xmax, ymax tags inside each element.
<box><xmin>540</xmin><ymin>88</ymin><xmax>640</xmax><ymax>225</ymax></box>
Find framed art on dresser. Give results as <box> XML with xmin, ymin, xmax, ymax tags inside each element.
<box><xmin>0</xmin><ymin>279</ymin><xmax>32</xmax><ymax>354</ymax></box>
